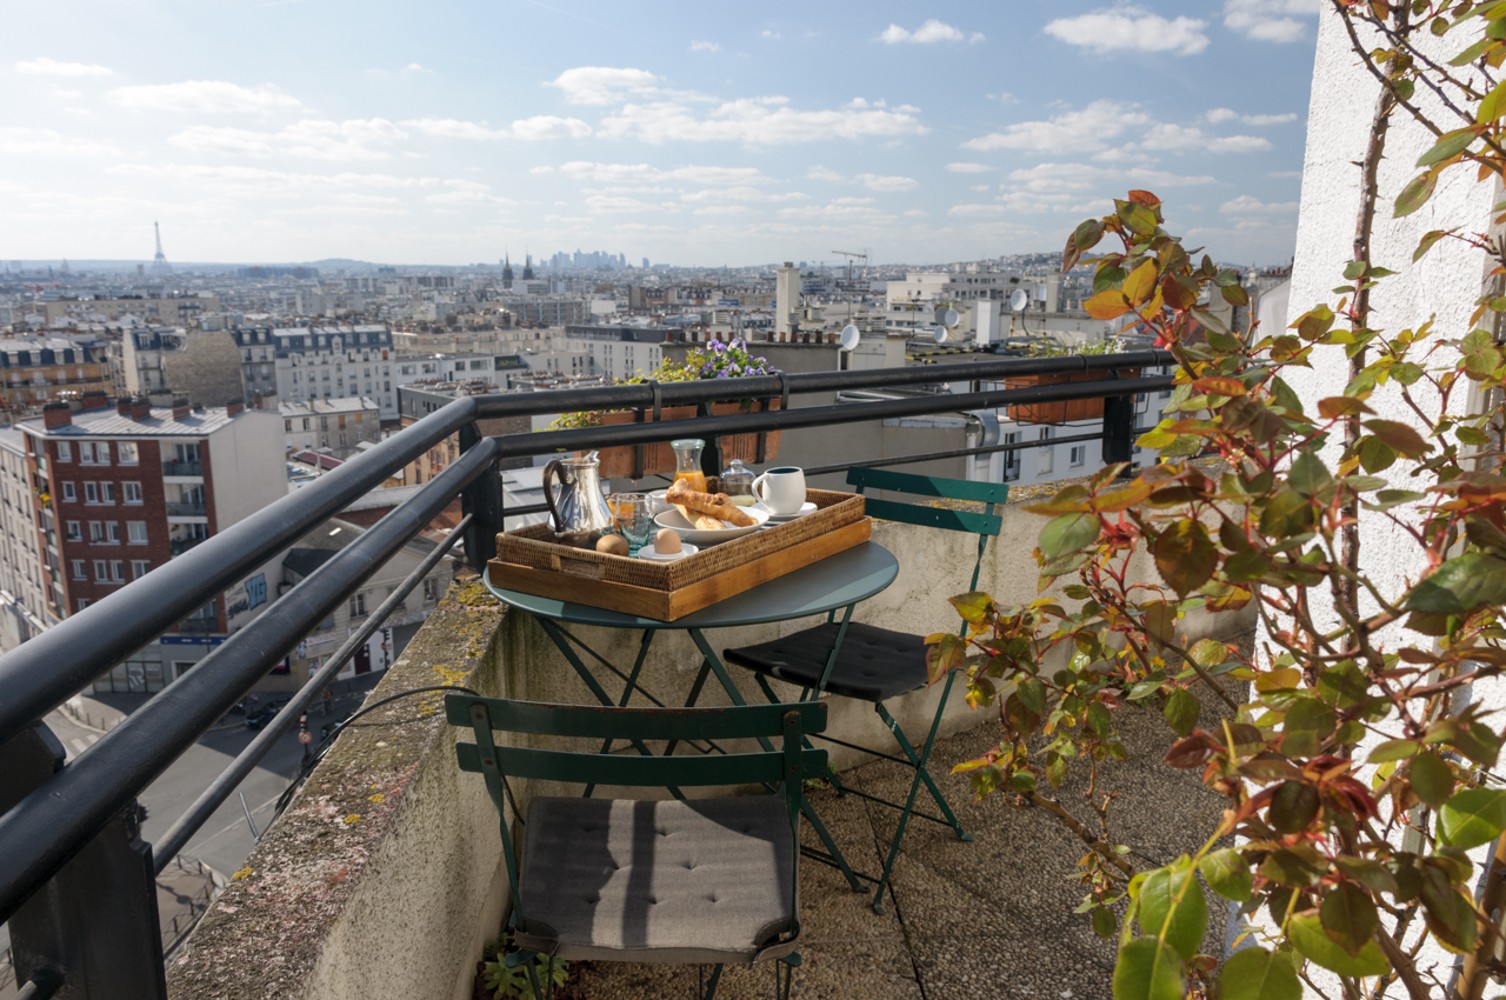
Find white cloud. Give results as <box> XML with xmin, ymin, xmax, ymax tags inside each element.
<box><xmin>690</xmin><ymin>40</ymin><xmax>721</xmax><ymax>53</ymax></box>
<box><xmin>106</xmin><ymin>80</ymin><xmax>305</xmax><ymax>114</ymax></box>
<box><xmin>1205</xmin><ymin>107</ymin><xmax>1297</xmax><ymax>126</ymax></box>
<box><xmin>557</xmin><ymin>161</ymin><xmax>769</xmax><ymax>187</ymax></box>
<box><xmin>1044</xmin><ymin>7</ymin><xmax>1209</xmax><ymax>55</ymax></box>
<box><xmin>1221</xmin><ymin>194</ymin><xmax>1298</xmax><ymax>213</ymax></box>
<box><xmin>878</xmin><ymin>20</ymin><xmax>982</xmax><ymax>44</ymax></box>
<box><xmin>549</xmin><ymin>67</ymin><xmax>660</xmax><ymax>105</ymax></box>
<box><xmin>402</xmin><ymin>62</ymin><xmax>431</xmax><ymax>76</ymax></box>
<box><xmin>963</xmin><ymin>101</ymin><xmax>1148</xmax><ymax>155</ymax></box>
<box><xmin>808</xmin><ymin>165</ymin><xmax>916</xmax><ymax>191</ymax></box>
<box><xmin>402</xmin><ymin>116</ymin><xmax>592</xmax><ymax>140</ymax></box>
<box><xmin>1139</xmin><ymin>123</ymin><xmax>1272</xmax><ymax>153</ymax></box>
<box><xmin>761</xmin><ymin>29</ymin><xmax>781</xmax><ymax>40</ymax></box>
<box><xmin>595</xmin><ymin>95</ymin><xmax>926</xmax><ymax>145</ymax></box>
<box><xmin>946</xmin><ymin>162</ymin><xmax>994</xmax><ymax>173</ymax></box>
<box><xmin>1223</xmin><ymin>0</ymin><xmax>1317</xmax><ymax>43</ymax></box>
<box><xmin>168</xmin><ymin>118</ymin><xmax>406</xmax><ymax>161</ymax></box>
<box><xmin>0</xmin><ymin>127</ymin><xmax>120</xmax><ymax>157</ymax></box>
<box><xmin>15</xmin><ymin>57</ymin><xmax>113</xmax><ymax>77</ymax></box>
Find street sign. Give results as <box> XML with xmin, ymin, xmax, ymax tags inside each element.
<box><xmin>298</xmin><ymin>730</ymin><xmax>313</xmax><ymax>745</ymax></box>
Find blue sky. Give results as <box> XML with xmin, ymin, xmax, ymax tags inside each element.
<box><xmin>0</xmin><ymin>1</ymin><xmax>1319</xmax><ymax>269</ymax></box>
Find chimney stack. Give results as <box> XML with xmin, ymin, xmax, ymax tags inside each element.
<box><xmin>130</xmin><ymin>396</ymin><xmax>151</xmax><ymax>420</ymax></box>
<box><xmin>116</xmin><ymin>397</ymin><xmax>132</xmax><ymax>417</ymax></box>
<box><xmin>81</xmin><ymin>389</ymin><xmax>108</xmax><ymax>411</ymax></box>
<box><xmin>171</xmin><ymin>397</ymin><xmax>191</xmax><ymax>420</ymax></box>
<box><xmin>226</xmin><ymin>398</ymin><xmax>244</xmax><ymax>417</ymax></box>
<box><xmin>42</xmin><ymin>401</ymin><xmax>72</xmax><ymax>430</ymax></box>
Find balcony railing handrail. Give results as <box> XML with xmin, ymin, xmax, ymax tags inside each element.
<box><xmin>0</xmin><ymin>349</ymin><xmax>1170</xmax><ymax>976</ymax></box>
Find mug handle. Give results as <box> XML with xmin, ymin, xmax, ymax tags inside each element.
<box><xmin>752</xmin><ymin>472</ymin><xmax>768</xmax><ymax>502</ymax></box>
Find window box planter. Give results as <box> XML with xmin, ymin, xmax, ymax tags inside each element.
<box><xmin>1006</xmin><ymin>370</ymin><xmax>1139</xmax><ymax>424</ymax></box>
<box><xmin>593</xmin><ymin>399</ymin><xmax>782</xmax><ymax>480</ymax></box>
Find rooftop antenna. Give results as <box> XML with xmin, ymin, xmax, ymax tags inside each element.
<box><xmin>151</xmin><ymin>222</ymin><xmax>172</xmax><ymax>274</ymax></box>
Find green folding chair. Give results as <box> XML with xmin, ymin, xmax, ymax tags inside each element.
<box><xmin>721</xmin><ymin>467</ymin><xmax>1006</xmax><ymax>913</ymax></box>
<box><xmin>447</xmin><ymin>695</ymin><xmax>829</xmax><ymax>1000</ymax></box>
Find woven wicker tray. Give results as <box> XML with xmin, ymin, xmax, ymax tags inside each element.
<box><xmin>488</xmin><ymin>489</ymin><xmax>870</xmax><ymax>620</ymax></box>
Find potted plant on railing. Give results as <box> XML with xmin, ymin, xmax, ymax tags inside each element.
<box><xmin>1004</xmin><ymin>337</ymin><xmax>1140</xmax><ymax>424</ymax></box>
<box><xmin>549</xmin><ymin>338</ymin><xmax>783</xmax><ymax>479</ymax></box>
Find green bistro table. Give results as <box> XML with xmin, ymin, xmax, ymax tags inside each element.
<box><xmin>485</xmin><ymin>539</ymin><xmax>899</xmax><ymax>889</ymax></box>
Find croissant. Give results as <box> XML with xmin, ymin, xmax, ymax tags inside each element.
<box><xmin>665</xmin><ymin>481</ymin><xmax>756</xmax><ymax>527</ymax></box>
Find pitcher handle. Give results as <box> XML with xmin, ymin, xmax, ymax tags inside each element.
<box><xmin>541</xmin><ymin>459</ymin><xmax>564</xmax><ymax>533</ymax></box>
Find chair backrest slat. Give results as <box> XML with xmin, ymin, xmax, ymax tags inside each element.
<box><xmin>445</xmin><ymin>697</ymin><xmax>824</xmax><ymax>742</ymax></box>
<box><xmin>849</xmin><ymin>467</ymin><xmax>1010</xmax><ymax>505</ymax></box>
<box><xmin>456</xmin><ymin>743</ymin><xmax>829</xmax><ymax>787</ymax></box>
<box><xmin>861</xmin><ymin>497</ymin><xmax>1001</xmax><ymax>536</ymax></box>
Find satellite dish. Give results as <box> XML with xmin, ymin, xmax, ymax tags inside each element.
<box><xmin>935</xmin><ymin>306</ymin><xmax>960</xmax><ymax>329</ymax></box>
<box><xmin>839</xmin><ymin>324</ymin><xmax>861</xmax><ymax>351</ymax></box>
<box><xmin>1009</xmin><ymin>289</ymin><xmax>1029</xmax><ymax>313</ymax></box>
<box><xmin>932</xmin><ymin>325</ymin><xmax>948</xmax><ymax>344</ymax></box>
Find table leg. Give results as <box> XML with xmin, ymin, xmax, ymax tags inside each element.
<box><xmin>584</xmin><ymin>629</ymin><xmax>658</xmax><ymax>797</ymax></box>
<box><xmin>688</xmin><ymin>629</ymin><xmax>866</xmax><ymax>892</ymax></box>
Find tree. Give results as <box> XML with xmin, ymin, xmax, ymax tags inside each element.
<box><xmin>929</xmin><ymin>5</ymin><xmax>1506</xmax><ymax>997</ymax></box>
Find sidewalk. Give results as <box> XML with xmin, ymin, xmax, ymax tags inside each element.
<box><xmin>60</xmin><ymin>673</ymin><xmax>384</xmax><ymax>735</ymax></box>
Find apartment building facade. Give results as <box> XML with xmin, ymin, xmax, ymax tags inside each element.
<box><xmin>280</xmin><ymin>396</ymin><xmax>382</xmax><ymax>457</ymax></box>
<box><xmin>232</xmin><ymin>324</ymin><xmax>398</xmax><ymax>420</ymax></box>
<box><xmin>17</xmin><ymin>394</ymin><xmax>284</xmax><ymax>689</ymax></box>
<box><xmin>0</xmin><ymin>336</ymin><xmax>113</xmax><ymax>420</ymax></box>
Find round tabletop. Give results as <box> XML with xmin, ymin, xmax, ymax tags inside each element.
<box><xmin>487</xmin><ymin>541</ymin><xmax>899</xmax><ymax>631</ymax></box>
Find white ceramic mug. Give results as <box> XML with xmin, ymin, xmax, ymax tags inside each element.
<box><xmin>752</xmin><ymin>466</ymin><xmax>806</xmax><ymax>515</ymax></box>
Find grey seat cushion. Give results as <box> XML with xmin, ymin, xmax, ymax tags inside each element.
<box><xmin>515</xmin><ymin>794</ymin><xmax>797</xmax><ymax>965</ymax></box>
<box><xmin>724</xmin><ymin>622</ymin><xmax>926</xmax><ymax>703</ymax></box>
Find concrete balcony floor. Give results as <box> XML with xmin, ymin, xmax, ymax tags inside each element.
<box><xmin>561</xmin><ymin>700</ymin><xmax>1229</xmax><ymax>1000</ymax></box>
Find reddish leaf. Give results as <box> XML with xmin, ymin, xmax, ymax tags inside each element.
<box><xmin>1152</xmin><ymin>519</ymin><xmax>1217</xmax><ymax>597</ymax></box>
<box><xmin>1084</xmin><ymin>289</ymin><xmax>1131</xmax><ymax>320</ymax></box>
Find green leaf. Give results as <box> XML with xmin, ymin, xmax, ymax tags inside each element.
<box><xmin>1217</xmin><ymin>947</ymin><xmax>1300</xmax><ymax>1000</ymax></box>
<box><xmin>1438</xmin><ymin>787</ymin><xmax>1506</xmax><ymax>849</ymax></box>
<box><xmin>1416</xmin><ymin>126</ymin><xmax>1477</xmax><ymax>167</ymax></box>
<box><xmin>948</xmin><ymin>591</ymin><xmax>995</xmax><ymax>625</ymax></box>
<box><xmin>1092</xmin><ymin>905</ymin><xmax>1118</xmax><ymax>939</ymax></box>
<box><xmin>1282</xmin><ymin>698</ymin><xmax>1336</xmax><ymax>758</ymax></box>
<box><xmin>1112</xmin><ymin>937</ymin><xmax>1184</xmax><ymax>1000</ymax></box>
<box><xmin>1367</xmin><ymin>738</ymin><xmax>1419</xmax><ymax>764</ymax></box>
<box><xmin>1287</xmin><ymin>450</ymin><xmax>1332</xmax><ymax>497</ymax></box>
<box><xmin>1321</xmin><ymin>884</ymin><xmax>1378</xmax><ymax>956</ymax></box>
<box><xmin>1040</xmin><ymin>513</ymin><xmax>1100</xmax><ymax>561</ymax></box>
<box><xmin>1085</xmin><ymin>289</ymin><xmax>1132</xmax><ymax>321</ymax></box>
<box><xmin>1334</xmin><ymin>858</ymin><xmax>1399</xmax><ymax>896</ymax></box>
<box><xmin>1137</xmin><ymin>863</ymin><xmax>1207</xmax><ymax>960</ymax></box>
<box><xmin>1362</xmin><ymin>419</ymin><xmax>1431</xmax><ymax>457</ymax></box>
<box><xmin>1163</xmin><ymin>688</ymin><xmax>1199</xmax><ymax>737</ymax></box>
<box><xmin>1410</xmin><ymin>752</ymin><xmax>1453</xmax><ymax>810</ymax></box>
<box><xmin>1413</xmin><ymin>229</ymin><xmax>1450</xmax><ymax>262</ymax></box>
<box><xmin>1405</xmin><ymin>553</ymin><xmax>1506</xmax><ymax>613</ymax></box>
<box><xmin>1152</xmin><ymin>519</ymin><xmax>1218</xmax><ymax>598</ymax></box>
<box><xmin>1199</xmin><ymin>848</ymin><xmax>1253</xmax><ymax>903</ymax></box>
<box><xmin>1268</xmin><ymin>781</ymin><xmax>1319</xmax><ymax>834</ymax></box>
<box><xmin>1288</xmin><ymin>912</ymin><xmax>1390</xmax><ymax>977</ymax></box>
<box><xmin>1394</xmin><ymin>169</ymin><xmax>1438</xmax><ymax>217</ymax></box>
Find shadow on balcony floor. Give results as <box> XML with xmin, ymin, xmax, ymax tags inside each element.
<box><xmin>560</xmin><ymin>700</ymin><xmax>1229</xmax><ymax>1000</ymax></box>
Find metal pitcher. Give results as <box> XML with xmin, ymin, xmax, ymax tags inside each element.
<box><xmin>541</xmin><ymin>452</ymin><xmax>615</xmax><ymax>548</ymax></box>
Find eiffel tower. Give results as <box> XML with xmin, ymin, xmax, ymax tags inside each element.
<box><xmin>151</xmin><ymin>221</ymin><xmax>172</xmax><ymax>274</ymax></box>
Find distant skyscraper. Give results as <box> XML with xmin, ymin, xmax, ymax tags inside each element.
<box><xmin>151</xmin><ymin>222</ymin><xmax>172</xmax><ymax>274</ymax></box>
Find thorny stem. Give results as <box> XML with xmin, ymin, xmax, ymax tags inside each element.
<box><xmin>1024</xmin><ymin>789</ymin><xmax>1135</xmax><ymax>878</ymax></box>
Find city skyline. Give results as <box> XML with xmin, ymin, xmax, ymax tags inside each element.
<box><xmin>2</xmin><ymin>1</ymin><xmax>1318</xmax><ymax>268</ymax></box>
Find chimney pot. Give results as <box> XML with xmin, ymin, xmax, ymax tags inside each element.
<box><xmin>116</xmin><ymin>397</ymin><xmax>132</xmax><ymax>416</ymax></box>
<box><xmin>226</xmin><ymin>398</ymin><xmax>244</xmax><ymax>417</ymax></box>
<box><xmin>171</xmin><ymin>396</ymin><xmax>191</xmax><ymax>420</ymax></box>
<box><xmin>42</xmin><ymin>401</ymin><xmax>72</xmax><ymax>430</ymax></box>
<box><xmin>130</xmin><ymin>396</ymin><xmax>151</xmax><ymax>420</ymax></box>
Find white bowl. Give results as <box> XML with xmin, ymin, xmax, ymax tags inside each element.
<box><xmin>653</xmin><ymin>506</ymin><xmax>769</xmax><ymax>545</ymax></box>
<box><xmin>637</xmin><ymin>542</ymin><xmax>699</xmax><ymax>561</ymax></box>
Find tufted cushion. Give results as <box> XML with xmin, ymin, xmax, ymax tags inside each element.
<box><xmin>514</xmin><ymin>795</ymin><xmax>797</xmax><ymax>965</ymax></box>
<box><xmin>723</xmin><ymin>622</ymin><xmax>926</xmax><ymax>703</ymax></box>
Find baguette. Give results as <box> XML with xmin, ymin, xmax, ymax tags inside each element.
<box><xmin>673</xmin><ymin>503</ymin><xmax>726</xmax><ymax>531</ymax></box>
<box><xmin>665</xmin><ymin>482</ymin><xmax>756</xmax><ymax>527</ymax></box>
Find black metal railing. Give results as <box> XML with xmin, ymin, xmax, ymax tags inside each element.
<box><xmin>0</xmin><ymin>350</ymin><xmax>1172</xmax><ymax>999</ymax></box>
<box><xmin>162</xmin><ymin>461</ymin><xmax>203</xmax><ymax>477</ymax></box>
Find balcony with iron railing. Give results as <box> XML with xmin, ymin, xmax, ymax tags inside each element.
<box><xmin>162</xmin><ymin>461</ymin><xmax>203</xmax><ymax>478</ymax></box>
<box><xmin>165</xmin><ymin>501</ymin><xmax>207</xmax><ymax>518</ymax></box>
<box><xmin>0</xmin><ymin>352</ymin><xmax>1247</xmax><ymax>1000</ymax></box>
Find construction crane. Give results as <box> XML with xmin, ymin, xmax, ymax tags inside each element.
<box><xmin>832</xmin><ymin>249</ymin><xmax>868</xmax><ymax>284</ymax></box>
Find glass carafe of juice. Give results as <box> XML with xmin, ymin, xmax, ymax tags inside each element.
<box><xmin>671</xmin><ymin>438</ymin><xmax>707</xmax><ymax>493</ymax></box>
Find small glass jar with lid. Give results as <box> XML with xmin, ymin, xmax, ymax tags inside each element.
<box><xmin>719</xmin><ymin>457</ymin><xmax>756</xmax><ymax>506</ymax></box>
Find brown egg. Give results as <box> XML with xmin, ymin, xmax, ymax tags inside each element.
<box><xmin>653</xmin><ymin>528</ymin><xmax>682</xmax><ymax>554</ymax></box>
<box><xmin>596</xmin><ymin>534</ymin><xmax>629</xmax><ymax>556</ymax></box>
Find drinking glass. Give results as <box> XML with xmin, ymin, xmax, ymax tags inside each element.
<box><xmin>609</xmin><ymin>492</ymin><xmax>654</xmax><ymax>555</ymax></box>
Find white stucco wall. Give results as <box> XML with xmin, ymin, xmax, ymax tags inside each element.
<box><xmin>1278</xmin><ymin>8</ymin><xmax>1502</xmax><ymax>991</ymax></box>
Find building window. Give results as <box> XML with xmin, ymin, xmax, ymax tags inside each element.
<box><xmin>93</xmin><ymin>559</ymin><xmax>108</xmax><ymax>582</ymax></box>
<box><xmin>61</xmin><ymin>482</ymin><xmax>76</xmax><ymax>503</ymax></box>
<box><xmin>348</xmin><ymin>593</ymin><xmax>367</xmax><ymax>618</ymax></box>
<box><xmin>84</xmin><ymin>482</ymin><xmax>98</xmax><ymax>504</ymax></box>
<box><xmin>79</xmin><ymin>443</ymin><xmax>95</xmax><ymax>465</ymax></box>
<box><xmin>110</xmin><ymin>560</ymin><xmax>124</xmax><ymax>583</ymax></box>
<box><xmin>71</xmin><ymin>559</ymin><xmax>86</xmax><ymax>580</ymax></box>
<box><xmin>130</xmin><ymin>559</ymin><xmax>150</xmax><ymax>580</ymax></box>
<box><xmin>56</xmin><ymin>442</ymin><xmax>71</xmax><ymax>462</ymax></box>
<box><xmin>88</xmin><ymin>521</ymin><xmax>104</xmax><ymax>543</ymax></box>
<box><xmin>423</xmin><ymin>577</ymin><xmax>442</xmax><ymax>602</ymax></box>
<box><xmin>127</xmin><ymin>521</ymin><xmax>147</xmax><ymax>545</ymax></box>
<box><xmin>1069</xmin><ymin>446</ymin><xmax>1086</xmax><ymax>467</ymax></box>
<box><xmin>117</xmin><ymin>442</ymin><xmax>138</xmax><ymax>465</ymax></box>
<box><xmin>104</xmin><ymin>522</ymin><xmax>120</xmax><ymax>544</ymax></box>
<box><xmin>75</xmin><ymin>598</ymin><xmax>90</xmax><ymax>612</ymax></box>
<box><xmin>65</xmin><ymin>520</ymin><xmax>81</xmax><ymax>542</ymax></box>
<box><xmin>100</xmin><ymin>482</ymin><xmax>115</xmax><ymax>504</ymax></box>
<box><xmin>123</xmin><ymin>481</ymin><xmax>142</xmax><ymax>504</ymax></box>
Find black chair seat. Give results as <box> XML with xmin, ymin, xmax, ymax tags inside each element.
<box><xmin>724</xmin><ymin>622</ymin><xmax>926</xmax><ymax>703</ymax></box>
